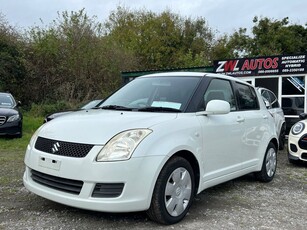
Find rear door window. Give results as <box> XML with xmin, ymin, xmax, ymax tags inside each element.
<box><xmin>236</xmin><ymin>83</ymin><xmax>259</xmax><ymax>110</ymax></box>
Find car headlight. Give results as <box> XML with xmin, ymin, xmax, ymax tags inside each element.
<box><xmin>291</xmin><ymin>122</ymin><xmax>305</xmax><ymax>135</ymax></box>
<box><xmin>7</xmin><ymin>114</ymin><xmax>20</xmax><ymax>122</ymax></box>
<box><xmin>96</xmin><ymin>129</ymin><xmax>152</xmax><ymax>162</ymax></box>
<box><xmin>47</xmin><ymin>114</ymin><xmax>56</xmax><ymax>119</ymax></box>
<box><xmin>28</xmin><ymin>126</ymin><xmax>44</xmax><ymax>148</ymax></box>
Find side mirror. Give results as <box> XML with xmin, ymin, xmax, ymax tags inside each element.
<box><xmin>263</xmin><ymin>98</ymin><xmax>271</xmax><ymax>109</ymax></box>
<box><xmin>196</xmin><ymin>100</ymin><xmax>230</xmax><ymax>116</ymax></box>
<box><xmin>17</xmin><ymin>101</ymin><xmax>22</xmax><ymax>106</ymax></box>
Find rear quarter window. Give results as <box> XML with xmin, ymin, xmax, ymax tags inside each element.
<box><xmin>267</xmin><ymin>90</ymin><xmax>280</xmax><ymax>108</ymax></box>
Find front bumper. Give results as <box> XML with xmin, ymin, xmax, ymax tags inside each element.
<box><xmin>288</xmin><ymin>135</ymin><xmax>307</xmax><ymax>162</ymax></box>
<box><xmin>23</xmin><ymin>145</ymin><xmax>166</xmax><ymax>212</ymax></box>
<box><xmin>0</xmin><ymin>120</ymin><xmax>22</xmax><ymax>136</ymax></box>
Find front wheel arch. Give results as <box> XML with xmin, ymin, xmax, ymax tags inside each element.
<box><xmin>175</xmin><ymin>151</ymin><xmax>200</xmax><ymax>195</ymax></box>
<box><xmin>147</xmin><ymin>156</ymin><xmax>196</xmax><ymax>224</ymax></box>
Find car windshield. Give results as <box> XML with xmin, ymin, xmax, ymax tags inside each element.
<box><xmin>81</xmin><ymin>100</ymin><xmax>103</xmax><ymax>109</ymax></box>
<box><xmin>0</xmin><ymin>94</ymin><xmax>15</xmax><ymax>108</ymax></box>
<box><xmin>100</xmin><ymin>76</ymin><xmax>201</xmax><ymax>112</ymax></box>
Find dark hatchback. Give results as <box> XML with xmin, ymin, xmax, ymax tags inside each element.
<box><xmin>0</xmin><ymin>92</ymin><xmax>23</xmax><ymax>138</ymax></box>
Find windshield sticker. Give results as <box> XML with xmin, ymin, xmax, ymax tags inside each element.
<box><xmin>1</xmin><ymin>102</ymin><xmax>12</xmax><ymax>106</ymax></box>
<box><xmin>151</xmin><ymin>101</ymin><xmax>181</xmax><ymax>110</ymax></box>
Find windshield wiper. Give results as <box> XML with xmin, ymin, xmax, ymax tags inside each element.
<box><xmin>99</xmin><ymin>105</ymin><xmax>133</xmax><ymax>111</ymax></box>
<box><xmin>138</xmin><ymin>106</ymin><xmax>182</xmax><ymax>113</ymax></box>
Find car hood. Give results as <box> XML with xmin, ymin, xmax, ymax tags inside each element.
<box><xmin>38</xmin><ymin>109</ymin><xmax>178</xmax><ymax>145</ymax></box>
<box><xmin>47</xmin><ymin>110</ymin><xmax>76</xmax><ymax>118</ymax></box>
<box><xmin>0</xmin><ymin>107</ymin><xmax>18</xmax><ymax>116</ymax></box>
<box><xmin>45</xmin><ymin>110</ymin><xmax>76</xmax><ymax>121</ymax></box>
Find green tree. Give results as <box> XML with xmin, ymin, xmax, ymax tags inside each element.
<box><xmin>248</xmin><ymin>16</ymin><xmax>307</xmax><ymax>56</ymax></box>
<box><xmin>105</xmin><ymin>7</ymin><xmax>214</xmax><ymax>69</ymax></box>
<box><xmin>0</xmin><ymin>13</ymin><xmax>26</xmax><ymax>98</ymax></box>
<box><xmin>24</xmin><ymin>9</ymin><xmax>137</xmax><ymax>103</ymax></box>
<box><xmin>210</xmin><ymin>16</ymin><xmax>307</xmax><ymax>60</ymax></box>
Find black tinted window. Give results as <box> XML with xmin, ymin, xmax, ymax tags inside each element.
<box><xmin>236</xmin><ymin>83</ymin><xmax>259</xmax><ymax>110</ymax></box>
<box><xmin>0</xmin><ymin>94</ymin><xmax>15</xmax><ymax>108</ymax></box>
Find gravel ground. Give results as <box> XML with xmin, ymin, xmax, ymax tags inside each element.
<box><xmin>0</xmin><ymin>146</ymin><xmax>306</xmax><ymax>230</ymax></box>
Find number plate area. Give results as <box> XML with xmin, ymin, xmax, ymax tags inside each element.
<box><xmin>39</xmin><ymin>156</ymin><xmax>61</xmax><ymax>171</ymax></box>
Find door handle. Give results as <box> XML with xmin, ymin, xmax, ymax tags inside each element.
<box><xmin>262</xmin><ymin>114</ymin><xmax>268</xmax><ymax>119</ymax></box>
<box><xmin>236</xmin><ymin>116</ymin><xmax>245</xmax><ymax>123</ymax></box>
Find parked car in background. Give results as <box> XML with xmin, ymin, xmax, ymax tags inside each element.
<box><xmin>24</xmin><ymin>72</ymin><xmax>278</xmax><ymax>224</ymax></box>
<box><xmin>257</xmin><ymin>87</ymin><xmax>286</xmax><ymax>150</ymax></box>
<box><xmin>282</xmin><ymin>97</ymin><xmax>305</xmax><ymax>134</ymax></box>
<box><xmin>44</xmin><ymin>99</ymin><xmax>103</xmax><ymax>123</ymax></box>
<box><xmin>0</xmin><ymin>92</ymin><xmax>23</xmax><ymax>138</ymax></box>
<box><xmin>288</xmin><ymin>113</ymin><xmax>307</xmax><ymax>164</ymax></box>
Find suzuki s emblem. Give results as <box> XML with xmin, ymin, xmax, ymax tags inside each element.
<box><xmin>52</xmin><ymin>142</ymin><xmax>60</xmax><ymax>153</ymax></box>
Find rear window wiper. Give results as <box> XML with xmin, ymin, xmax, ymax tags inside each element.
<box><xmin>99</xmin><ymin>105</ymin><xmax>133</xmax><ymax>111</ymax></box>
<box><xmin>138</xmin><ymin>106</ymin><xmax>182</xmax><ymax>113</ymax></box>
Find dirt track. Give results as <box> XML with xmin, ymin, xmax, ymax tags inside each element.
<box><xmin>0</xmin><ymin>146</ymin><xmax>306</xmax><ymax>230</ymax></box>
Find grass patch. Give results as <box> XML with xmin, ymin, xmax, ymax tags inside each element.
<box><xmin>0</xmin><ymin>114</ymin><xmax>43</xmax><ymax>189</ymax></box>
<box><xmin>0</xmin><ymin>114</ymin><xmax>43</xmax><ymax>152</ymax></box>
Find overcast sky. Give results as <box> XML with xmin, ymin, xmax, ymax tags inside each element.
<box><xmin>1</xmin><ymin>0</ymin><xmax>306</xmax><ymax>34</ymax></box>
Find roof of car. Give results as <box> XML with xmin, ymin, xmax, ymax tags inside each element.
<box><xmin>256</xmin><ymin>87</ymin><xmax>274</xmax><ymax>92</ymax></box>
<box><xmin>139</xmin><ymin>72</ymin><xmax>250</xmax><ymax>85</ymax></box>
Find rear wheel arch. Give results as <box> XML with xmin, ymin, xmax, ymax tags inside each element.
<box><xmin>255</xmin><ymin>141</ymin><xmax>277</xmax><ymax>182</ymax></box>
<box><xmin>271</xmin><ymin>138</ymin><xmax>279</xmax><ymax>152</ymax></box>
<box><xmin>278</xmin><ymin>122</ymin><xmax>286</xmax><ymax>150</ymax></box>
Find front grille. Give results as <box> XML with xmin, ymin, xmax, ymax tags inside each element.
<box><xmin>31</xmin><ymin>169</ymin><xmax>83</xmax><ymax>195</ymax></box>
<box><xmin>0</xmin><ymin>116</ymin><xmax>6</xmax><ymax>125</ymax></box>
<box><xmin>35</xmin><ymin>137</ymin><xmax>94</xmax><ymax>158</ymax></box>
<box><xmin>298</xmin><ymin>134</ymin><xmax>307</xmax><ymax>150</ymax></box>
<box><xmin>92</xmin><ymin>183</ymin><xmax>124</xmax><ymax>198</ymax></box>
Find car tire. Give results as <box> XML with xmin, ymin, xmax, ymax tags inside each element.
<box><xmin>255</xmin><ymin>143</ymin><xmax>277</xmax><ymax>182</ymax></box>
<box><xmin>147</xmin><ymin>156</ymin><xmax>195</xmax><ymax>225</ymax></box>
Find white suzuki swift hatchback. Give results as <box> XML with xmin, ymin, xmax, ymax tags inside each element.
<box><xmin>23</xmin><ymin>72</ymin><xmax>278</xmax><ymax>224</ymax></box>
